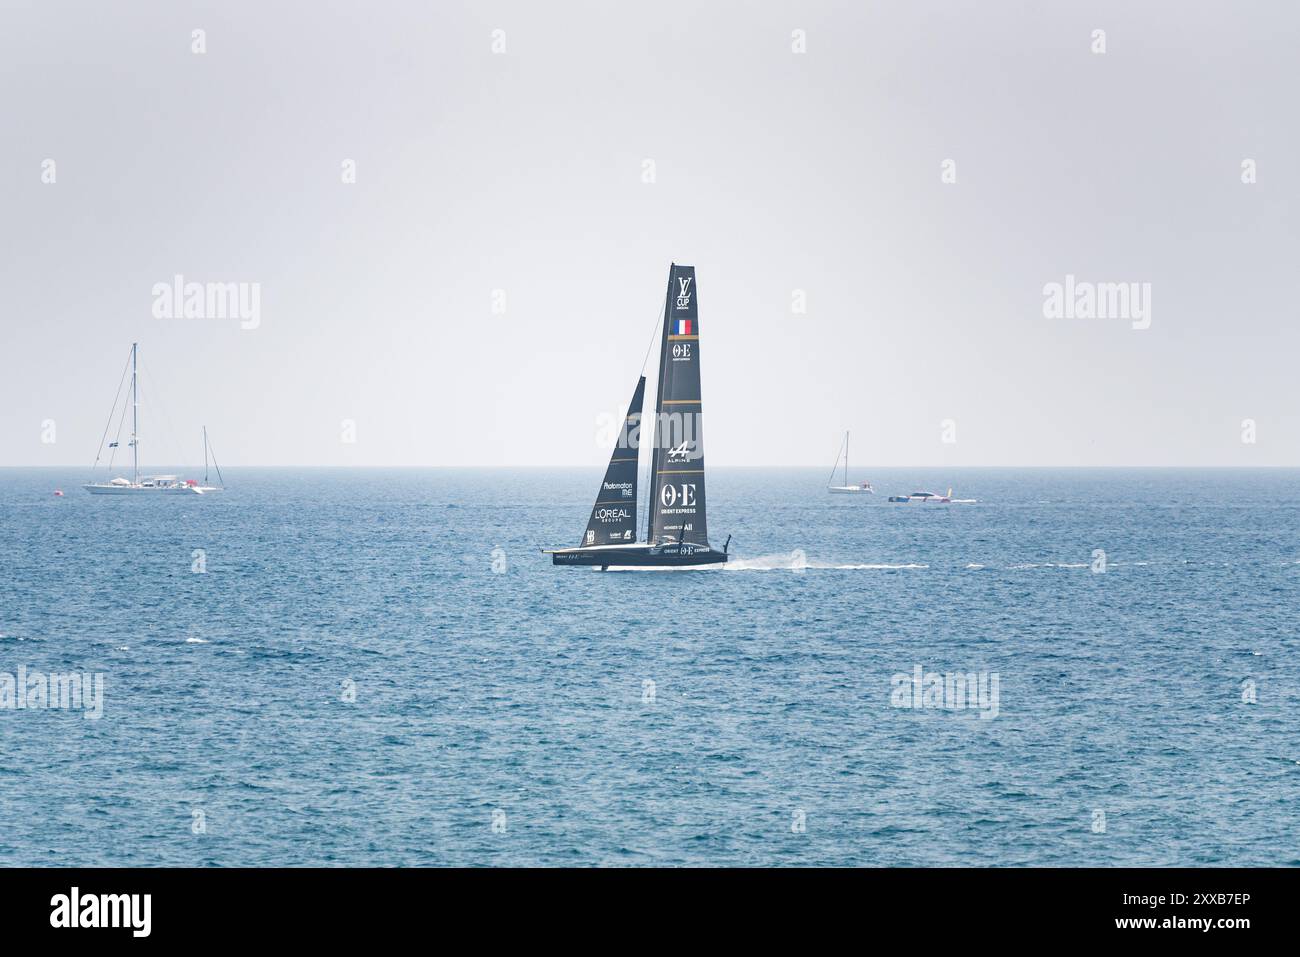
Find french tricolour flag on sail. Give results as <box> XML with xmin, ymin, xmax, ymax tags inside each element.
<box><xmin>675</xmin><ymin>319</ymin><xmax>692</xmax><ymax>335</ymax></box>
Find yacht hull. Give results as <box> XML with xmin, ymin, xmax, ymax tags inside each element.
<box><xmin>887</xmin><ymin>496</ymin><xmax>975</xmax><ymax>504</ymax></box>
<box><xmin>548</xmin><ymin>542</ymin><xmax>728</xmax><ymax>569</ymax></box>
<box><xmin>84</xmin><ymin>484</ymin><xmax>219</xmax><ymax>495</ymax></box>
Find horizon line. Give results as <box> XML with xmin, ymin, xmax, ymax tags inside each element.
<box><xmin>3</xmin><ymin>464</ymin><xmax>1298</xmax><ymax>471</ymax></box>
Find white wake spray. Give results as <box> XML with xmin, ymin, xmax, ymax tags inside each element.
<box><xmin>723</xmin><ymin>552</ymin><xmax>928</xmax><ymax>572</ymax></box>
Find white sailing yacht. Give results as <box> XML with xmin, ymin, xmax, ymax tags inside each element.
<box><xmin>84</xmin><ymin>343</ymin><xmax>225</xmax><ymax>495</ymax></box>
<box><xmin>827</xmin><ymin>430</ymin><xmax>873</xmax><ymax>494</ymax></box>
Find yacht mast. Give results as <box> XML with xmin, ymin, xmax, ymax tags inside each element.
<box><xmin>131</xmin><ymin>342</ymin><xmax>139</xmax><ymax>485</ymax></box>
<box><xmin>203</xmin><ymin>425</ymin><xmax>209</xmax><ymax>484</ymax></box>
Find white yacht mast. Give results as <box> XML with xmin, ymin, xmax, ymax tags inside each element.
<box><xmin>131</xmin><ymin>342</ymin><xmax>139</xmax><ymax>485</ymax></box>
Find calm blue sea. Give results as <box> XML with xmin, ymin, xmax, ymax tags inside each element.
<box><xmin>1</xmin><ymin>467</ymin><xmax>1298</xmax><ymax>866</ymax></box>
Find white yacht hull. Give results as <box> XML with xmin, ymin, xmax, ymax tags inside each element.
<box><xmin>84</xmin><ymin>483</ymin><xmax>220</xmax><ymax>495</ymax></box>
<box><xmin>828</xmin><ymin>486</ymin><xmax>874</xmax><ymax>494</ymax></box>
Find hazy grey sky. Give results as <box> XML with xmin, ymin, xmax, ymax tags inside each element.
<box><xmin>2</xmin><ymin>1</ymin><xmax>1296</xmax><ymax>467</ymax></box>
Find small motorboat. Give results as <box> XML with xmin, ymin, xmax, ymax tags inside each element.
<box><xmin>887</xmin><ymin>488</ymin><xmax>976</xmax><ymax>504</ymax></box>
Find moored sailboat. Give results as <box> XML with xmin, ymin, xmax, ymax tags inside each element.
<box><xmin>827</xmin><ymin>430</ymin><xmax>873</xmax><ymax>494</ymax></box>
<box><xmin>546</xmin><ymin>264</ymin><xmax>729</xmax><ymax>569</ymax></box>
<box><xmin>83</xmin><ymin>343</ymin><xmax>225</xmax><ymax>495</ymax></box>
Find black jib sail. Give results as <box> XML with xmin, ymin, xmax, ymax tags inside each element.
<box><xmin>648</xmin><ymin>263</ymin><xmax>709</xmax><ymax>546</ymax></box>
<box><xmin>580</xmin><ymin>376</ymin><xmax>646</xmax><ymax>547</ymax></box>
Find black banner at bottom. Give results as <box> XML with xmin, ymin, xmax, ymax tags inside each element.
<box><xmin>0</xmin><ymin>867</ymin><xmax>1281</xmax><ymax>942</ymax></box>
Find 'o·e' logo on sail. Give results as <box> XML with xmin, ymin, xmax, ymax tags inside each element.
<box><xmin>660</xmin><ymin>483</ymin><xmax>696</xmax><ymax>508</ymax></box>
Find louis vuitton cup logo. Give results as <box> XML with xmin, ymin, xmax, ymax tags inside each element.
<box><xmin>675</xmin><ymin>276</ymin><xmax>692</xmax><ymax>310</ymax></box>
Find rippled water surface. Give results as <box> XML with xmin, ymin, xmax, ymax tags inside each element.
<box><xmin>1</xmin><ymin>467</ymin><xmax>1298</xmax><ymax>866</ymax></box>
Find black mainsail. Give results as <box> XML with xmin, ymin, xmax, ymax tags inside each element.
<box><xmin>648</xmin><ymin>263</ymin><xmax>709</xmax><ymax>546</ymax></box>
<box><xmin>580</xmin><ymin>376</ymin><xmax>645</xmax><ymax>547</ymax></box>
